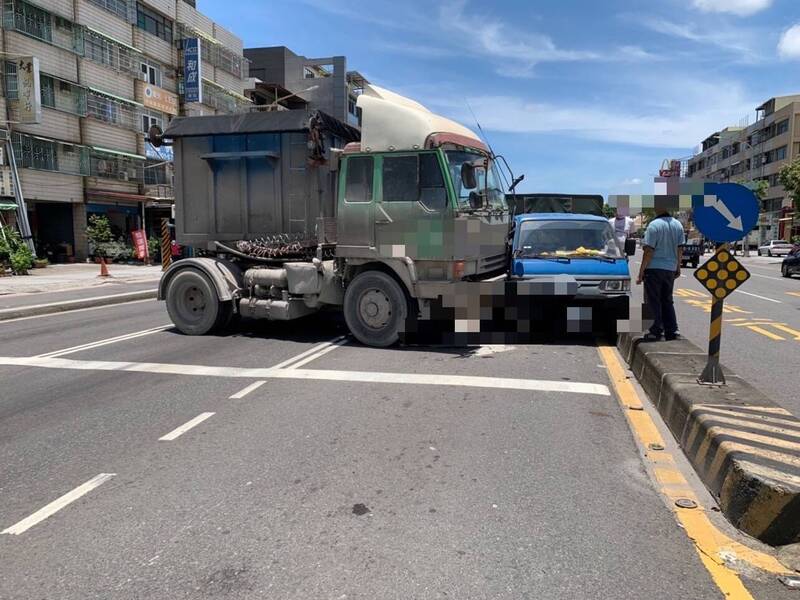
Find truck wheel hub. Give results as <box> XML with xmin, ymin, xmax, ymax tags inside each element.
<box><xmin>360</xmin><ymin>289</ymin><xmax>391</xmax><ymax>329</ymax></box>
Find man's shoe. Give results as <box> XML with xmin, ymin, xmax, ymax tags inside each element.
<box><xmin>665</xmin><ymin>333</ymin><xmax>680</xmax><ymax>341</ymax></box>
<box><xmin>642</xmin><ymin>332</ymin><xmax>662</xmax><ymax>342</ymax></box>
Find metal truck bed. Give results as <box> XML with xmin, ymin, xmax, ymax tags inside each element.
<box><xmin>163</xmin><ymin>111</ymin><xmax>359</xmax><ymax>250</ymax></box>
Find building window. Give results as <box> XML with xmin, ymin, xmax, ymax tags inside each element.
<box><xmin>86</xmin><ymin>0</ymin><xmax>130</xmax><ymax>21</ymax></box>
<box><xmin>775</xmin><ymin>146</ymin><xmax>787</xmax><ymax>161</ymax></box>
<box><xmin>84</xmin><ymin>29</ymin><xmax>138</xmax><ymax>73</ymax></box>
<box><xmin>3</xmin><ymin>61</ymin><xmax>18</xmax><ymax>99</ymax></box>
<box><xmin>141</xmin><ymin>110</ymin><xmax>162</xmax><ymax>134</ymax></box>
<box><xmin>87</xmin><ymin>94</ymin><xmax>120</xmax><ymax>124</ymax></box>
<box><xmin>776</xmin><ymin>119</ymin><xmax>789</xmax><ymax>136</ymax></box>
<box><xmin>140</xmin><ymin>60</ymin><xmax>162</xmax><ymax>87</ymax></box>
<box><xmin>136</xmin><ymin>2</ymin><xmax>172</xmax><ymax>43</ymax></box>
<box><xmin>40</xmin><ymin>74</ymin><xmax>55</xmax><ymax>107</ymax></box>
<box><xmin>11</xmin><ymin>1</ymin><xmax>52</xmax><ymax>43</ymax></box>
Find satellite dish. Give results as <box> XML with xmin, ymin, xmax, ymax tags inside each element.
<box><xmin>148</xmin><ymin>125</ymin><xmax>164</xmax><ymax>148</ymax></box>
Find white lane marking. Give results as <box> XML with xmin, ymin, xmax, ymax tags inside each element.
<box><xmin>736</xmin><ymin>290</ymin><xmax>782</xmax><ymax>304</ymax></box>
<box><xmin>268</xmin><ymin>336</ymin><xmax>347</xmax><ymax>370</ymax></box>
<box><xmin>0</xmin><ymin>299</ymin><xmax>154</xmax><ymax>325</ymax></box>
<box><xmin>0</xmin><ymin>290</ymin><xmax>157</xmax><ymax>315</ymax></box>
<box><xmin>286</xmin><ymin>338</ymin><xmax>348</xmax><ymax>369</ymax></box>
<box><xmin>1</xmin><ymin>473</ymin><xmax>115</xmax><ymax>535</ymax></box>
<box><xmin>159</xmin><ymin>412</ymin><xmax>215</xmax><ymax>441</ymax></box>
<box><xmin>750</xmin><ymin>272</ymin><xmax>792</xmax><ymax>282</ymax></box>
<box><xmin>36</xmin><ymin>325</ymin><xmax>172</xmax><ymax>358</ymax></box>
<box><xmin>229</xmin><ymin>380</ymin><xmax>266</xmax><ymax>399</ymax></box>
<box><xmin>0</xmin><ymin>356</ymin><xmax>611</xmax><ymax>396</ymax></box>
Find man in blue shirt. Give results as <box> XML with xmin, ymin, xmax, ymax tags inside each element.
<box><xmin>636</xmin><ymin>205</ymin><xmax>686</xmax><ymax>341</ymax></box>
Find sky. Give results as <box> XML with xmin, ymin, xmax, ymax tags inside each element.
<box><xmin>197</xmin><ymin>0</ymin><xmax>798</xmax><ymax>198</ymax></box>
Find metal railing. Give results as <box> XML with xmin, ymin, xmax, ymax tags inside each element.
<box><xmin>2</xmin><ymin>0</ymin><xmax>84</xmax><ymax>53</ymax></box>
<box><xmin>86</xmin><ymin>0</ymin><xmax>135</xmax><ymax>24</ymax></box>
<box><xmin>86</xmin><ymin>90</ymin><xmax>140</xmax><ymax>130</ymax></box>
<box><xmin>177</xmin><ymin>24</ymin><xmax>246</xmax><ymax>79</ymax></box>
<box><xmin>10</xmin><ymin>131</ymin><xmax>90</xmax><ymax>176</ymax></box>
<box><xmin>90</xmin><ymin>149</ymin><xmax>145</xmax><ymax>183</ymax></box>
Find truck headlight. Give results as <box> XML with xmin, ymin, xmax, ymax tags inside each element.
<box><xmin>600</xmin><ymin>279</ymin><xmax>630</xmax><ymax>292</ymax></box>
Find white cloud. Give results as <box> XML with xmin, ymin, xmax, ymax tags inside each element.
<box><xmin>441</xmin><ymin>0</ymin><xmax>599</xmax><ymax>75</ymax></box>
<box><xmin>778</xmin><ymin>24</ymin><xmax>800</xmax><ymax>59</ymax></box>
<box><xmin>430</xmin><ymin>74</ymin><xmax>757</xmax><ymax>150</ymax></box>
<box><xmin>691</xmin><ymin>0</ymin><xmax>772</xmax><ymax>16</ymax></box>
<box><xmin>621</xmin><ymin>178</ymin><xmax>643</xmax><ymax>185</ymax></box>
<box><xmin>637</xmin><ymin>16</ymin><xmax>758</xmax><ymax>57</ymax></box>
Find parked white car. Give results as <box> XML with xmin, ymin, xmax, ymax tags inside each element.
<box><xmin>758</xmin><ymin>240</ymin><xmax>794</xmax><ymax>257</ymax></box>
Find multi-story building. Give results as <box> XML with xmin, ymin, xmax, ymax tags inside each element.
<box><xmin>687</xmin><ymin>95</ymin><xmax>800</xmax><ymax>244</ymax></box>
<box><xmin>0</xmin><ymin>0</ymin><xmax>251</xmax><ymax>261</ymax></box>
<box><xmin>244</xmin><ymin>46</ymin><xmax>368</xmax><ymax>130</ymax></box>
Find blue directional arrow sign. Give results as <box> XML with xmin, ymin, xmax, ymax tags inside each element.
<box><xmin>692</xmin><ymin>182</ymin><xmax>759</xmax><ymax>243</ymax></box>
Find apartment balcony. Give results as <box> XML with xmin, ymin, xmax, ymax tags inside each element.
<box><xmin>10</xmin><ymin>130</ymin><xmax>90</xmax><ymax>176</ymax></box>
<box><xmin>2</xmin><ymin>0</ymin><xmax>84</xmax><ymax>54</ymax></box>
<box><xmin>90</xmin><ymin>146</ymin><xmax>146</xmax><ymax>184</ymax></box>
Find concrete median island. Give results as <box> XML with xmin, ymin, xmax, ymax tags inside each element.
<box><xmin>618</xmin><ymin>333</ymin><xmax>800</xmax><ymax>546</ymax></box>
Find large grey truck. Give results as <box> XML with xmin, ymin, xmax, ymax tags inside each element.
<box><xmin>155</xmin><ymin>85</ymin><xmax>510</xmax><ymax>347</ymax></box>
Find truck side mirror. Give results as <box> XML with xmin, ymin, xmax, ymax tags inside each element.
<box><xmin>624</xmin><ymin>238</ymin><xmax>636</xmax><ymax>256</ymax></box>
<box><xmin>461</xmin><ymin>163</ymin><xmax>477</xmax><ymax>189</ymax></box>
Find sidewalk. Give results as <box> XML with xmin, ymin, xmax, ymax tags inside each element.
<box><xmin>0</xmin><ymin>263</ymin><xmax>162</xmax><ymax>296</ymax></box>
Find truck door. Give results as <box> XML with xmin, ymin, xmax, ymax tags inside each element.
<box><xmin>375</xmin><ymin>152</ymin><xmax>449</xmax><ymax>262</ymax></box>
<box><xmin>337</xmin><ymin>155</ymin><xmax>375</xmax><ymax>255</ymax></box>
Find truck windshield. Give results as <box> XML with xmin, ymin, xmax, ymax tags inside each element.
<box><xmin>445</xmin><ymin>150</ymin><xmax>505</xmax><ymax>210</ymax></box>
<box><xmin>516</xmin><ymin>219</ymin><xmax>621</xmax><ymax>258</ymax></box>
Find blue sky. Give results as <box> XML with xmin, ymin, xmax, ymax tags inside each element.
<box><xmin>198</xmin><ymin>0</ymin><xmax>798</xmax><ymax>197</ymax></box>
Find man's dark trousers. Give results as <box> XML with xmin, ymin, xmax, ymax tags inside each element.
<box><xmin>644</xmin><ymin>268</ymin><xmax>678</xmax><ymax>338</ymax></box>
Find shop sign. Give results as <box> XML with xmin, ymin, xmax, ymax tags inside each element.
<box><xmin>183</xmin><ymin>38</ymin><xmax>202</xmax><ymax>103</ymax></box>
<box><xmin>136</xmin><ymin>80</ymin><xmax>179</xmax><ymax>115</ymax></box>
<box><xmin>16</xmin><ymin>57</ymin><xmax>42</xmax><ymax>124</ymax></box>
<box><xmin>131</xmin><ymin>229</ymin><xmax>149</xmax><ymax>261</ymax></box>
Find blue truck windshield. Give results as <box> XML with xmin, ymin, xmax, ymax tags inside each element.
<box><xmin>517</xmin><ymin>219</ymin><xmax>621</xmax><ymax>258</ymax></box>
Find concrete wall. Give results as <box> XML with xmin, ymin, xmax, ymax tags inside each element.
<box><xmin>82</xmin><ymin>119</ymin><xmax>140</xmax><ymax>154</ymax></box>
<box><xmin>4</xmin><ymin>31</ymin><xmax>78</xmax><ymax>82</ymax></box>
<box><xmin>19</xmin><ymin>170</ymin><xmax>83</xmax><ymax>203</ymax></box>
<box><xmin>76</xmin><ymin>0</ymin><xmax>133</xmax><ymax>46</ymax></box>
<box><xmin>11</xmin><ymin>106</ymin><xmax>82</xmax><ymax>144</ymax></box>
<box><xmin>79</xmin><ymin>59</ymin><xmax>136</xmax><ymax>100</ymax></box>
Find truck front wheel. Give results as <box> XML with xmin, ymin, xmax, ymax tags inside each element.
<box><xmin>166</xmin><ymin>268</ymin><xmax>230</xmax><ymax>335</ymax></box>
<box><xmin>344</xmin><ymin>271</ymin><xmax>408</xmax><ymax>347</ymax></box>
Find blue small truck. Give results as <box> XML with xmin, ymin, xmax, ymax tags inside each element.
<box><xmin>507</xmin><ymin>213</ymin><xmax>635</xmax><ymax>333</ymax></box>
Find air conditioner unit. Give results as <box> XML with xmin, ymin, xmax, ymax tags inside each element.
<box><xmin>118</xmin><ymin>171</ymin><xmax>129</xmax><ymax>181</ymax></box>
<box><xmin>96</xmin><ymin>159</ymin><xmax>108</xmax><ymax>174</ymax></box>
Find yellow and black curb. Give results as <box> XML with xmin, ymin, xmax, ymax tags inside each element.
<box><xmin>618</xmin><ymin>332</ymin><xmax>800</xmax><ymax>546</ymax></box>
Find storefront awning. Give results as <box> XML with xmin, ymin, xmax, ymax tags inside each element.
<box><xmin>87</xmin><ymin>189</ymin><xmax>151</xmax><ymax>202</ymax></box>
<box><xmin>0</xmin><ymin>201</ymin><xmax>18</xmax><ymax>210</ymax></box>
<box><xmin>90</xmin><ymin>146</ymin><xmax>147</xmax><ymax>161</ymax></box>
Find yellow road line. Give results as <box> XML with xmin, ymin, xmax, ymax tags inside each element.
<box><xmin>597</xmin><ymin>344</ymin><xmax>789</xmax><ymax>597</ymax></box>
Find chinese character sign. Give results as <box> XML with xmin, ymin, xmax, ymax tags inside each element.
<box><xmin>131</xmin><ymin>230</ymin><xmax>149</xmax><ymax>261</ymax></box>
<box><xmin>17</xmin><ymin>57</ymin><xmax>42</xmax><ymax>124</ymax></box>
<box><xmin>183</xmin><ymin>38</ymin><xmax>202</xmax><ymax>104</ymax></box>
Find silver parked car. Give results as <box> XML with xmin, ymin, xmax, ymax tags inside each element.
<box><xmin>758</xmin><ymin>240</ymin><xmax>793</xmax><ymax>257</ymax></box>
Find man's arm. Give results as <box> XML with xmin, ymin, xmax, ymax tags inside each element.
<box><xmin>637</xmin><ymin>246</ymin><xmax>654</xmax><ymax>285</ymax></box>
<box><xmin>674</xmin><ymin>244</ymin><xmax>683</xmax><ymax>279</ymax></box>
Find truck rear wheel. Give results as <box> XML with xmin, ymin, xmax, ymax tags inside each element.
<box><xmin>344</xmin><ymin>271</ymin><xmax>408</xmax><ymax>347</ymax></box>
<box><xmin>166</xmin><ymin>268</ymin><xmax>229</xmax><ymax>335</ymax></box>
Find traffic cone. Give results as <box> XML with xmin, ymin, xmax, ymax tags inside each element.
<box><xmin>98</xmin><ymin>257</ymin><xmax>110</xmax><ymax>278</ymax></box>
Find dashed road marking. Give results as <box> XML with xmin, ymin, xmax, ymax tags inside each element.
<box><xmin>229</xmin><ymin>380</ymin><xmax>266</xmax><ymax>399</ymax></box>
<box><xmin>159</xmin><ymin>412</ymin><xmax>215</xmax><ymax>441</ymax></box>
<box><xmin>1</xmin><ymin>473</ymin><xmax>115</xmax><ymax>535</ymax></box>
<box><xmin>268</xmin><ymin>336</ymin><xmax>347</xmax><ymax>370</ymax></box>
<box><xmin>736</xmin><ymin>290</ymin><xmax>782</xmax><ymax>303</ymax></box>
<box><xmin>36</xmin><ymin>325</ymin><xmax>172</xmax><ymax>358</ymax></box>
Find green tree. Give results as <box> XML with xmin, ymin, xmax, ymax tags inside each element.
<box><xmin>779</xmin><ymin>158</ymin><xmax>800</xmax><ymax>211</ymax></box>
<box><xmin>86</xmin><ymin>214</ymin><xmax>113</xmax><ymax>258</ymax></box>
<box><xmin>602</xmin><ymin>204</ymin><xmax>616</xmax><ymax>218</ymax></box>
<box><xmin>737</xmin><ymin>179</ymin><xmax>769</xmax><ymax>201</ymax></box>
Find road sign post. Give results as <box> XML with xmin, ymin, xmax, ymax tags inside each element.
<box><xmin>691</xmin><ymin>183</ymin><xmax>759</xmax><ymax>385</ymax></box>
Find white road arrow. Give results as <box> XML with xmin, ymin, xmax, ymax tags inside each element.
<box><xmin>704</xmin><ymin>196</ymin><xmax>743</xmax><ymax>231</ymax></box>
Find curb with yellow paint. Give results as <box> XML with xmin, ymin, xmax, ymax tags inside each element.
<box><xmin>617</xmin><ymin>332</ymin><xmax>800</xmax><ymax>547</ymax></box>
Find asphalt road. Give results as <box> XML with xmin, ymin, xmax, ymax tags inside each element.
<box><xmin>631</xmin><ymin>249</ymin><xmax>800</xmax><ymax>414</ymax></box>
<box><xmin>0</xmin><ymin>297</ymin><xmax>795</xmax><ymax>599</ymax></box>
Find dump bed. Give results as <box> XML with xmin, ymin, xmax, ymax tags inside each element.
<box><xmin>507</xmin><ymin>193</ymin><xmax>604</xmax><ymax>217</ymax></box>
<box><xmin>163</xmin><ymin>111</ymin><xmax>359</xmax><ymax>249</ymax></box>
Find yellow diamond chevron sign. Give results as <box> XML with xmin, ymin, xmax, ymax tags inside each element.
<box><xmin>694</xmin><ymin>248</ymin><xmax>750</xmax><ymax>299</ymax></box>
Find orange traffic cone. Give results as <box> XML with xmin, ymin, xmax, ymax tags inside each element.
<box><xmin>98</xmin><ymin>257</ymin><xmax>110</xmax><ymax>278</ymax></box>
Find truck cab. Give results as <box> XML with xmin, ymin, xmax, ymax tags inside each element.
<box><xmin>509</xmin><ymin>213</ymin><xmax>634</xmax><ymax>332</ymax></box>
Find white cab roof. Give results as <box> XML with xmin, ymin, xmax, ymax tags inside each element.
<box><xmin>356</xmin><ymin>84</ymin><xmax>482</xmax><ymax>152</ymax></box>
